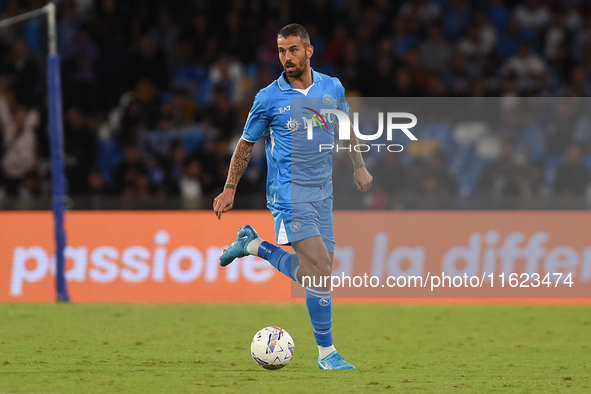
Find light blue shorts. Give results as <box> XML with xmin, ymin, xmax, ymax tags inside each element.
<box><xmin>267</xmin><ymin>196</ymin><xmax>335</xmax><ymax>253</ymax></box>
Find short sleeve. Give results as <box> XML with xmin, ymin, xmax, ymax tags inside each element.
<box><xmin>242</xmin><ymin>92</ymin><xmax>271</xmax><ymax>142</ymax></box>
<box><xmin>334</xmin><ymin>78</ymin><xmax>350</xmax><ymax>116</ymax></box>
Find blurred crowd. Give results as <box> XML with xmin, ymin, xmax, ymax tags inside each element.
<box><xmin>1</xmin><ymin>0</ymin><xmax>591</xmax><ymax>208</ymax></box>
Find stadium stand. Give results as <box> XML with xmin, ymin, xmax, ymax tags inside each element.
<box><xmin>1</xmin><ymin>0</ymin><xmax>590</xmax><ymax>209</ymax></box>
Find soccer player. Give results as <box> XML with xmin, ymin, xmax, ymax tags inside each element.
<box><xmin>213</xmin><ymin>24</ymin><xmax>372</xmax><ymax>370</ymax></box>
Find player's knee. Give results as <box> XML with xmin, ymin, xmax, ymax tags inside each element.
<box><xmin>320</xmin><ymin>262</ymin><xmax>332</xmax><ymax>278</ymax></box>
<box><xmin>299</xmin><ymin>257</ymin><xmax>331</xmax><ymax>280</ymax></box>
<box><xmin>311</xmin><ymin>255</ymin><xmax>332</xmax><ymax>278</ymax></box>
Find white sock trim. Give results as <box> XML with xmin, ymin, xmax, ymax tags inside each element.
<box><xmin>246</xmin><ymin>238</ymin><xmax>263</xmax><ymax>255</ymax></box>
<box><xmin>318</xmin><ymin>345</ymin><xmax>336</xmax><ymax>360</ymax></box>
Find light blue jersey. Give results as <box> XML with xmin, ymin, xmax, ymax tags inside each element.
<box><xmin>242</xmin><ymin>69</ymin><xmax>349</xmax><ymax>204</ymax></box>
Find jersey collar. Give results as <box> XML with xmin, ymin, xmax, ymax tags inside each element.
<box><xmin>277</xmin><ymin>68</ymin><xmax>323</xmax><ymax>91</ymax></box>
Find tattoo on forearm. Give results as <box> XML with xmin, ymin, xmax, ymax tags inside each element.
<box><xmin>226</xmin><ymin>139</ymin><xmax>254</xmax><ymax>188</ymax></box>
<box><xmin>346</xmin><ymin>128</ymin><xmax>366</xmax><ymax>169</ymax></box>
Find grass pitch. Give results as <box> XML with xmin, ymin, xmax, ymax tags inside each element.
<box><xmin>0</xmin><ymin>304</ymin><xmax>589</xmax><ymax>393</ymax></box>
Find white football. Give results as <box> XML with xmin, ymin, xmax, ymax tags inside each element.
<box><xmin>250</xmin><ymin>326</ymin><xmax>295</xmax><ymax>369</ymax></box>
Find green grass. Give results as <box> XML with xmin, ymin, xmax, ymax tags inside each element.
<box><xmin>0</xmin><ymin>304</ymin><xmax>589</xmax><ymax>393</ymax></box>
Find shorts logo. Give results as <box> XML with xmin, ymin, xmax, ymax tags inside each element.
<box><xmin>290</xmin><ymin>221</ymin><xmax>301</xmax><ymax>233</ymax></box>
<box><xmin>320</xmin><ymin>298</ymin><xmax>331</xmax><ymax>306</ymax></box>
<box><xmin>323</xmin><ymin>94</ymin><xmax>332</xmax><ymax>105</ymax></box>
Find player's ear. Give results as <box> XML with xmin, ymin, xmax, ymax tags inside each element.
<box><xmin>306</xmin><ymin>44</ymin><xmax>314</xmax><ymax>59</ymax></box>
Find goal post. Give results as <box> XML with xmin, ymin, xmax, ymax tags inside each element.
<box><xmin>0</xmin><ymin>2</ymin><xmax>70</xmax><ymax>302</ymax></box>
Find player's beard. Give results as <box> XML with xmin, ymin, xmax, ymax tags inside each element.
<box><xmin>284</xmin><ymin>56</ymin><xmax>308</xmax><ymax>79</ymax></box>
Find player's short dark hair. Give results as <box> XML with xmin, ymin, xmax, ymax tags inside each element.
<box><xmin>278</xmin><ymin>23</ymin><xmax>311</xmax><ymax>47</ymax></box>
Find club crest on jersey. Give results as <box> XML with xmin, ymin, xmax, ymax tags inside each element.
<box><xmin>285</xmin><ymin>117</ymin><xmax>301</xmax><ymax>133</ymax></box>
<box><xmin>323</xmin><ymin>94</ymin><xmax>332</xmax><ymax>105</ymax></box>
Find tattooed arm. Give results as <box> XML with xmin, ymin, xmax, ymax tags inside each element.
<box><xmin>213</xmin><ymin>138</ymin><xmax>255</xmax><ymax>219</ymax></box>
<box><xmin>342</xmin><ymin>125</ymin><xmax>373</xmax><ymax>193</ymax></box>
<box><xmin>344</xmin><ymin>131</ymin><xmax>366</xmax><ymax>170</ymax></box>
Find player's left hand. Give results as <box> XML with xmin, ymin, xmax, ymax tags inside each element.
<box><xmin>213</xmin><ymin>188</ymin><xmax>235</xmax><ymax>220</ymax></box>
<box><xmin>354</xmin><ymin>167</ymin><xmax>373</xmax><ymax>192</ymax></box>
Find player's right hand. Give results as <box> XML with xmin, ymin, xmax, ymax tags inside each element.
<box><xmin>213</xmin><ymin>188</ymin><xmax>236</xmax><ymax>220</ymax></box>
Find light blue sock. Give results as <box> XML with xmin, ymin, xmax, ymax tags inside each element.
<box><xmin>258</xmin><ymin>241</ymin><xmax>300</xmax><ymax>282</ymax></box>
<box><xmin>306</xmin><ymin>287</ymin><xmax>333</xmax><ymax>347</ymax></box>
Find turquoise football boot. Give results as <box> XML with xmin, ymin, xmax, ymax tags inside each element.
<box><xmin>219</xmin><ymin>225</ymin><xmax>259</xmax><ymax>267</ymax></box>
<box><xmin>318</xmin><ymin>351</ymin><xmax>356</xmax><ymax>370</ymax></box>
